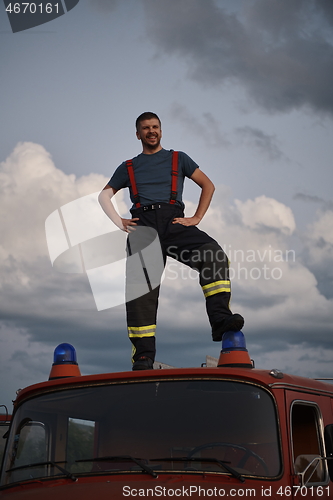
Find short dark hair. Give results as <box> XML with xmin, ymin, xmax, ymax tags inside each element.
<box><xmin>136</xmin><ymin>112</ymin><xmax>161</xmax><ymax>130</ymax></box>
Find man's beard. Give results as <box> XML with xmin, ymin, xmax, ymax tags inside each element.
<box><xmin>143</xmin><ymin>136</ymin><xmax>161</xmax><ymax>150</ymax></box>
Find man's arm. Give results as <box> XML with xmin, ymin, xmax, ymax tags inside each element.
<box><xmin>98</xmin><ymin>185</ymin><xmax>139</xmax><ymax>232</ymax></box>
<box><xmin>172</xmin><ymin>169</ymin><xmax>215</xmax><ymax>226</ymax></box>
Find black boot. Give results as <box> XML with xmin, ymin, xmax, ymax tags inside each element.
<box><xmin>212</xmin><ymin>314</ymin><xmax>244</xmax><ymax>342</ymax></box>
<box><xmin>132</xmin><ymin>356</ymin><xmax>154</xmax><ymax>371</ymax></box>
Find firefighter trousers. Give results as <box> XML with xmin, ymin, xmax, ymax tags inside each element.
<box><xmin>126</xmin><ymin>203</ymin><xmax>232</xmax><ymax>363</ymax></box>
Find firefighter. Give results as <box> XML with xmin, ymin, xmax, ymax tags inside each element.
<box><xmin>99</xmin><ymin>112</ymin><xmax>244</xmax><ymax>370</ymax></box>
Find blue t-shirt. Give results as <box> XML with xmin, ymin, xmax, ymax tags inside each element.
<box><xmin>108</xmin><ymin>149</ymin><xmax>199</xmax><ymax>209</ymax></box>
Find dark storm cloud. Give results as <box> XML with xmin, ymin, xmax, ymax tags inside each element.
<box><xmin>142</xmin><ymin>0</ymin><xmax>333</xmax><ymax>115</ymax></box>
<box><xmin>0</xmin><ymin>256</ymin><xmax>129</xmax><ymax>373</ymax></box>
<box><xmin>170</xmin><ymin>103</ymin><xmax>229</xmax><ymax>147</ymax></box>
<box><xmin>234</xmin><ymin>288</ymin><xmax>286</xmax><ymax>310</ymax></box>
<box><xmin>294</xmin><ymin>193</ymin><xmax>333</xmax><ymax>211</ymax></box>
<box><xmin>248</xmin><ymin>323</ymin><xmax>333</xmax><ymax>354</ymax></box>
<box><xmin>235</xmin><ymin>126</ymin><xmax>287</xmax><ymax>161</ymax></box>
<box><xmin>294</xmin><ymin>193</ymin><xmax>325</xmax><ymax>204</ymax></box>
<box><xmin>309</xmin><ymin>0</ymin><xmax>333</xmax><ymax>27</ymax></box>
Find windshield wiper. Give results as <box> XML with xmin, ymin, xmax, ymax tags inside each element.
<box><xmin>6</xmin><ymin>461</ymin><xmax>77</xmax><ymax>482</ymax></box>
<box><xmin>76</xmin><ymin>455</ymin><xmax>158</xmax><ymax>478</ymax></box>
<box><xmin>151</xmin><ymin>457</ymin><xmax>245</xmax><ymax>483</ymax></box>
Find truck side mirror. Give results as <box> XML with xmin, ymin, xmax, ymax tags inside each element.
<box><xmin>294</xmin><ymin>454</ymin><xmax>325</xmax><ymax>486</ymax></box>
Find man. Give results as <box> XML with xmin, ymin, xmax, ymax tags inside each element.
<box><xmin>99</xmin><ymin>112</ymin><xmax>244</xmax><ymax>370</ymax></box>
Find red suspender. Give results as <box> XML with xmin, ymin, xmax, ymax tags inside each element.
<box><xmin>126</xmin><ymin>159</ymin><xmax>141</xmax><ymax>208</ymax></box>
<box><xmin>170</xmin><ymin>151</ymin><xmax>178</xmax><ymax>204</ymax></box>
<box><xmin>126</xmin><ymin>151</ymin><xmax>179</xmax><ymax>208</ymax></box>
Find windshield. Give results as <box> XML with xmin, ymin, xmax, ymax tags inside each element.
<box><xmin>1</xmin><ymin>379</ymin><xmax>281</xmax><ymax>484</ymax></box>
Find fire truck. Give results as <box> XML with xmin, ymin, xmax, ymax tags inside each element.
<box><xmin>0</xmin><ymin>332</ymin><xmax>333</xmax><ymax>499</ymax></box>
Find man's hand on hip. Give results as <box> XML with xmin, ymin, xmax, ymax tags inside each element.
<box><xmin>172</xmin><ymin>215</ymin><xmax>201</xmax><ymax>227</ymax></box>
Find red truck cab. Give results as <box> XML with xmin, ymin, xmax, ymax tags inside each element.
<box><xmin>0</xmin><ymin>339</ymin><xmax>332</xmax><ymax>499</ymax></box>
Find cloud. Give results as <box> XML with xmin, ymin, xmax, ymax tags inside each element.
<box><xmin>0</xmin><ymin>142</ymin><xmax>110</xmax><ymax>261</ymax></box>
<box><xmin>159</xmin><ymin>189</ymin><xmax>333</xmax><ymax>358</ymax></box>
<box><xmin>235</xmin><ymin>126</ymin><xmax>288</xmax><ymax>162</ymax></box>
<box><xmin>317</xmin><ymin>0</ymin><xmax>333</xmax><ymax>27</ymax></box>
<box><xmin>234</xmin><ymin>195</ymin><xmax>296</xmax><ymax>235</ymax></box>
<box><xmin>308</xmin><ymin>209</ymin><xmax>333</xmax><ymax>245</ymax></box>
<box><xmin>294</xmin><ymin>193</ymin><xmax>325</xmax><ymax>204</ymax></box>
<box><xmin>142</xmin><ymin>0</ymin><xmax>333</xmax><ymax>115</ymax></box>
<box><xmin>169</xmin><ymin>107</ymin><xmax>289</xmax><ymax>160</ymax></box>
<box><xmin>300</xmin><ymin>208</ymin><xmax>333</xmax><ymax>299</ymax></box>
<box><xmin>170</xmin><ymin>103</ymin><xmax>230</xmax><ymax>148</ymax></box>
<box><xmin>294</xmin><ymin>193</ymin><xmax>333</xmax><ymax>213</ymax></box>
<box><xmin>0</xmin><ymin>143</ymin><xmax>130</xmax><ymax>407</ymax></box>
<box><xmin>250</xmin><ymin>343</ymin><xmax>333</xmax><ymax>379</ymax></box>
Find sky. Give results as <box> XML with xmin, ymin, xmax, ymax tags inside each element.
<box><xmin>1</xmin><ymin>0</ymin><xmax>333</xmax><ymax>410</ymax></box>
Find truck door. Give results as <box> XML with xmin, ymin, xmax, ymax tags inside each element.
<box><xmin>286</xmin><ymin>392</ymin><xmax>331</xmax><ymax>497</ymax></box>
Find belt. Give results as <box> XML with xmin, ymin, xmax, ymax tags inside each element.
<box><xmin>142</xmin><ymin>204</ymin><xmax>162</xmax><ymax>211</ymax></box>
<box><xmin>131</xmin><ymin>203</ymin><xmax>174</xmax><ymax>214</ymax></box>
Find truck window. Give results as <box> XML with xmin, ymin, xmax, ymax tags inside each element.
<box><xmin>291</xmin><ymin>402</ymin><xmax>327</xmax><ymax>485</ymax></box>
<box><xmin>1</xmin><ymin>419</ymin><xmax>48</xmax><ymax>484</ymax></box>
<box><xmin>67</xmin><ymin>418</ymin><xmax>95</xmax><ymax>473</ymax></box>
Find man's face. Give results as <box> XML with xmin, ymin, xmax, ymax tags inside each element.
<box><xmin>136</xmin><ymin>118</ymin><xmax>162</xmax><ymax>151</ymax></box>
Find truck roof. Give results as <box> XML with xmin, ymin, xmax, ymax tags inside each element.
<box><xmin>13</xmin><ymin>366</ymin><xmax>333</xmax><ymax>407</ymax></box>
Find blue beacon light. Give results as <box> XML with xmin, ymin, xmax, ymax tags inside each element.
<box><xmin>53</xmin><ymin>343</ymin><xmax>78</xmax><ymax>364</ymax></box>
<box><xmin>49</xmin><ymin>343</ymin><xmax>81</xmax><ymax>380</ymax></box>
<box><xmin>221</xmin><ymin>331</ymin><xmax>247</xmax><ymax>351</ymax></box>
<box><xmin>218</xmin><ymin>331</ymin><xmax>253</xmax><ymax>368</ymax></box>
